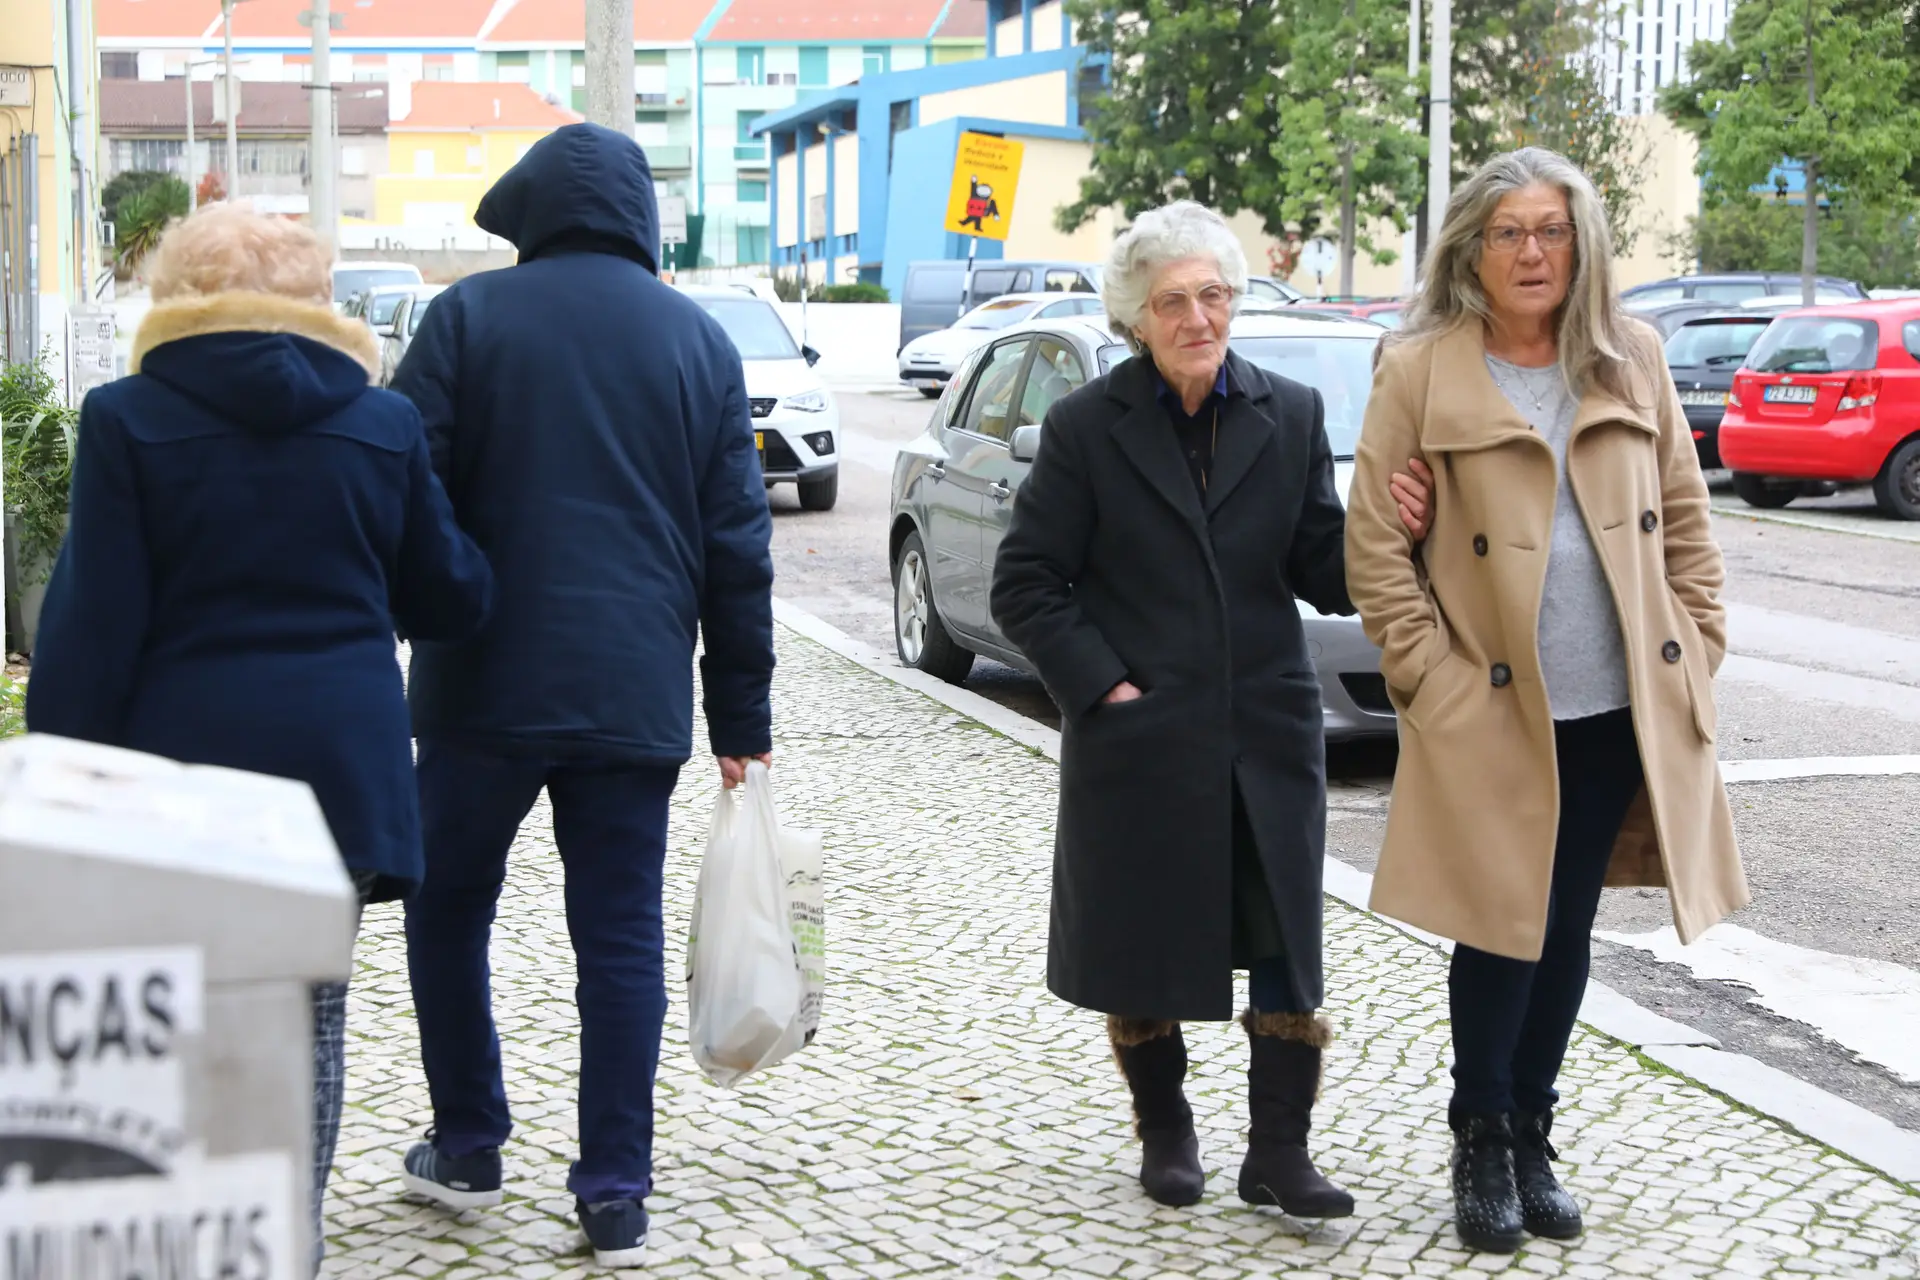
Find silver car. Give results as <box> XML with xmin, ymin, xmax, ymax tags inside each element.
<box><xmin>379</xmin><ymin>286</ymin><xmax>446</xmax><ymax>386</ymax></box>
<box><xmin>886</xmin><ymin>310</ymin><xmax>1397</xmax><ymax>741</ymax></box>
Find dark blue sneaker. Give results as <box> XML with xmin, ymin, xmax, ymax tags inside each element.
<box><xmin>577</xmin><ymin>1198</ymin><xmax>648</xmax><ymax>1269</ymax></box>
<box><xmin>399</xmin><ymin>1132</ymin><xmax>503</xmax><ymax>1210</ymax></box>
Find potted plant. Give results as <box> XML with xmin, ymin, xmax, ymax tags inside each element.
<box><xmin>2</xmin><ymin>351</ymin><xmax>79</xmax><ymax>654</ymax></box>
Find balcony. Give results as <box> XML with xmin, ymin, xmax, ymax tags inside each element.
<box><xmin>636</xmin><ymin>86</ymin><xmax>692</xmax><ymax>110</ymax></box>
<box><xmin>644</xmin><ymin>144</ymin><xmax>693</xmax><ymax>171</ymax></box>
<box><xmin>733</xmin><ymin>143</ymin><xmax>767</xmax><ymax>166</ymax></box>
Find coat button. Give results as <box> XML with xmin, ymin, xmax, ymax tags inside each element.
<box><xmin>1641</xmin><ymin>509</ymin><xmax>1658</xmax><ymax>532</ymax></box>
<box><xmin>1662</xmin><ymin>640</ymin><xmax>1682</xmax><ymax>663</ymax></box>
<box><xmin>1472</xmin><ymin>534</ymin><xmax>1489</xmax><ymax>556</ymax></box>
<box><xmin>1490</xmin><ymin>663</ymin><xmax>1512</xmax><ymax>688</ymax></box>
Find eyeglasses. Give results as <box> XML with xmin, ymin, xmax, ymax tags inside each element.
<box><xmin>1149</xmin><ymin>283</ymin><xmax>1237</xmax><ymax>320</ymax></box>
<box><xmin>1483</xmin><ymin>222</ymin><xmax>1576</xmax><ymax>253</ymax></box>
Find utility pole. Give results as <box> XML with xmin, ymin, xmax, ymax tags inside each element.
<box><xmin>222</xmin><ymin>0</ymin><xmax>240</xmax><ymax>199</ymax></box>
<box><xmin>309</xmin><ymin>0</ymin><xmax>337</xmax><ymax>253</ymax></box>
<box><xmin>1426</xmin><ymin>0</ymin><xmax>1452</xmax><ymax>238</ymax></box>
<box><xmin>585</xmin><ymin>0</ymin><xmax>635</xmax><ymax>134</ymax></box>
<box><xmin>1404</xmin><ymin>0</ymin><xmax>1422</xmax><ymax>288</ymax></box>
<box><xmin>1799</xmin><ymin>0</ymin><xmax>1818</xmax><ymax>305</ymax></box>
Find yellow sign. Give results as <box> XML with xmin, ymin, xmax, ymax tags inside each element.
<box><xmin>943</xmin><ymin>131</ymin><xmax>1025</xmax><ymax>241</ymax></box>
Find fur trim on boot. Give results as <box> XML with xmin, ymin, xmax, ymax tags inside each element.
<box><xmin>1107</xmin><ymin>1016</ymin><xmax>1178</xmax><ymax>1049</ymax></box>
<box><xmin>1239</xmin><ymin>1009</ymin><xmax>1333</xmax><ymax>1048</ymax></box>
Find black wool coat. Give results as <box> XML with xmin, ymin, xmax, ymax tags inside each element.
<box><xmin>989</xmin><ymin>350</ymin><xmax>1353</xmax><ymax>1021</ymax></box>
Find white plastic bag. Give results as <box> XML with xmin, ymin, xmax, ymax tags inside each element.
<box><xmin>686</xmin><ymin>762</ymin><xmax>824</xmax><ymax>1086</ymax></box>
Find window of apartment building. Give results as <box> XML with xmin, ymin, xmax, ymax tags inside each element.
<box><xmin>736</xmin><ymin>46</ymin><xmax>765</xmax><ymax>86</ymax></box>
<box><xmin>100</xmin><ymin>52</ymin><xmax>139</xmax><ymax>80</ymax></box>
<box><xmin>340</xmin><ymin>145</ymin><xmax>367</xmax><ymax>176</ymax></box>
<box><xmin>571</xmin><ymin>51</ymin><xmax>587</xmax><ymax>88</ymax></box>
<box><xmin>424</xmin><ymin>56</ymin><xmax>455</xmax><ymax>82</ymax></box>
<box><xmin>736</xmin><ymin>224</ymin><xmax>768</xmax><ymax>266</ymax></box>
<box><xmin>738</xmin><ymin>179</ymin><xmax>768</xmax><ymax>202</ymax></box>
<box><xmin>415</xmin><ymin>149</ymin><xmax>435</xmax><ymax>176</ymax></box>
<box><xmin>862</xmin><ymin>47</ymin><xmax>890</xmax><ymax>77</ymax></box>
<box><xmin>798</xmin><ymin>46</ymin><xmax>828</xmax><ymax>87</ymax></box>
<box><xmin>496</xmin><ymin>51</ymin><xmax>530</xmax><ymax>84</ymax></box>
<box><xmin>466</xmin><ymin>145</ymin><xmax>484</xmax><ymax>168</ymax></box>
<box><xmin>108</xmin><ymin>139</ymin><xmax>186</xmax><ymax>177</ymax></box>
<box><xmin>737</xmin><ymin>109</ymin><xmax>763</xmax><ymax>148</ymax></box>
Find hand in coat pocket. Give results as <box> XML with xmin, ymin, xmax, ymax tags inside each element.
<box><xmin>1102</xmin><ymin>680</ymin><xmax>1144</xmax><ymax>705</ymax></box>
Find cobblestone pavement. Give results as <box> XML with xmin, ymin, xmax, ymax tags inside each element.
<box><xmin>323</xmin><ymin>628</ymin><xmax>1920</xmax><ymax>1279</ymax></box>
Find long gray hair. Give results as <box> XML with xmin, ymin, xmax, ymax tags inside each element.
<box><xmin>1393</xmin><ymin>147</ymin><xmax>1638</xmax><ymax>403</ymax></box>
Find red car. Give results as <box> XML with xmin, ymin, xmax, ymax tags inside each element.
<box><xmin>1292</xmin><ymin>299</ymin><xmax>1406</xmax><ymax>329</ymax></box>
<box><xmin>1718</xmin><ymin>299</ymin><xmax>1920</xmax><ymax>520</ymax></box>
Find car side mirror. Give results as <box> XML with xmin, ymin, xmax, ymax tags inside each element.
<box><xmin>802</xmin><ymin>345</ymin><xmax>821</xmax><ymax>367</ymax></box>
<box><xmin>1009</xmin><ymin>424</ymin><xmax>1043</xmax><ymax>463</ymax></box>
<box><xmin>373</xmin><ymin>323</ymin><xmax>396</xmax><ymax>339</ymax></box>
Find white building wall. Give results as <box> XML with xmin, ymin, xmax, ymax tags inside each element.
<box><xmin>1590</xmin><ymin>0</ymin><xmax>1731</xmax><ymax>116</ymax></box>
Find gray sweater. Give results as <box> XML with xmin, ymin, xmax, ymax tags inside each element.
<box><xmin>1485</xmin><ymin>356</ymin><xmax>1631</xmax><ymax>721</ymax></box>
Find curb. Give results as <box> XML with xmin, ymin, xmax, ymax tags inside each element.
<box><xmin>770</xmin><ymin>595</ymin><xmax>1920</xmax><ymax>1189</ymax></box>
<box><xmin>1710</xmin><ymin>503</ymin><xmax>1920</xmax><ymax>545</ymax></box>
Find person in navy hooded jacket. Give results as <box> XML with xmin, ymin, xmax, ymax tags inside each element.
<box><xmin>387</xmin><ymin>124</ymin><xmax>775</xmax><ymax>1265</ymax></box>
<box><xmin>25</xmin><ymin>201</ymin><xmax>494</xmax><ymax>1274</ymax></box>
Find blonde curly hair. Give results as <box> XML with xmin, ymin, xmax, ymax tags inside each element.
<box><xmin>145</xmin><ymin>201</ymin><xmax>332</xmax><ymax>305</ymax></box>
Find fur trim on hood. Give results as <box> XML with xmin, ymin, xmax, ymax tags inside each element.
<box><xmin>132</xmin><ymin>292</ymin><xmax>381</xmax><ymax>380</ymax></box>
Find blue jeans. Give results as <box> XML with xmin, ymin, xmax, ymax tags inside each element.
<box><xmin>405</xmin><ymin>738</ymin><xmax>680</xmax><ymax>1204</ymax></box>
<box><xmin>1448</xmin><ymin>708</ymin><xmax>1645</xmax><ymax>1116</ymax></box>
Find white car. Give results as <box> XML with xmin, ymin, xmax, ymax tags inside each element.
<box><xmin>681</xmin><ymin>286</ymin><xmax>841</xmax><ymax>511</ymax></box>
<box><xmin>897</xmin><ymin>292</ymin><xmax>1107</xmax><ymax>397</ymax></box>
<box><xmin>332</xmin><ymin>261</ymin><xmax>422</xmax><ymax>311</ymax></box>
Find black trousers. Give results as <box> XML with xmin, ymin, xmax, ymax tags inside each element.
<box><xmin>1448</xmin><ymin>707</ymin><xmax>1644</xmax><ymax>1116</ymax></box>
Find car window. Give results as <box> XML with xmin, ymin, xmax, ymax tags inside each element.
<box><xmin>962</xmin><ymin>341</ymin><xmax>1030</xmax><ymax>442</ymax></box>
<box><xmin>1229</xmin><ymin>335</ymin><xmax>1378</xmax><ymax>457</ymax></box>
<box><xmin>1043</xmin><ymin>269</ymin><xmax>1088</xmax><ymax>293</ymax></box>
<box><xmin>333</xmin><ymin>267</ymin><xmax>420</xmax><ymax>303</ymax></box>
<box><xmin>1906</xmin><ymin>320</ymin><xmax>1920</xmax><ymax>362</ymax></box>
<box><xmin>408</xmin><ymin>293</ymin><xmax>439</xmax><ymax>335</ymax></box>
<box><xmin>958</xmin><ymin>298</ymin><xmax>1042</xmax><ymax>330</ymax></box>
<box><xmin>1664</xmin><ymin>320</ymin><xmax>1771</xmax><ymax>368</ymax></box>
<box><xmin>1626</xmin><ymin>284</ymin><xmax>1686</xmax><ymax>306</ymax></box>
<box><xmin>1693</xmin><ymin>282</ymin><xmax>1769</xmax><ymax>303</ymax></box>
<box><xmin>1247</xmin><ymin>279</ymin><xmax>1286</xmax><ymax>301</ymax></box>
<box><xmin>369</xmin><ymin>292</ymin><xmax>407</xmax><ymax>326</ymax></box>
<box><xmin>906</xmin><ymin>266</ymin><xmax>964</xmax><ymax>302</ymax></box>
<box><xmin>1098</xmin><ymin>345</ymin><xmax>1132</xmax><ymax>374</ymax></box>
<box><xmin>692</xmin><ymin>296</ymin><xmax>802</xmax><ymax>360</ymax></box>
<box><xmin>1015</xmin><ymin>339</ymin><xmax>1088</xmax><ymax>429</ymax></box>
<box><xmin>940</xmin><ymin>347</ymin><xmax>988</xmax><ymax>427</ymax></box>
<box><xmin>968</xmin><ymin>268</ymin><xmax>1018</xmax><ymax>298</ymax></box>
<box><xmin>1011</xmin><ymin>270</ymin><xmax>1032</xmax><ymax>291</ymax></box>
<box><xmin>1745</xmin><ymin>317</ymin><xmax>1879</xmax><ymax>373</ymax></box>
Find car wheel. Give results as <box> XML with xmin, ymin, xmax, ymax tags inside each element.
<box><xmin>919</xmin><ymin>387</ymin><xmax>942</xmax><ymax>399</ymax></box>
<box><xmin>798</xmin><ymin>470</ymin><xmax>838</xmax><ymax>512</ymax></box>
<box><xmin>1871</xmin><ymin>437</ymin><xmax>1920</xmax><ymax>520</ymax></box>
<box><xmin>892</xmin><ymin>531</ymin><xmax>974</xmax><ymax>683</ymax></box>
<box><xmin>1732</xmin><ymin>472</ymin><xmax>1798</xmax><ymax>510</ymax></box>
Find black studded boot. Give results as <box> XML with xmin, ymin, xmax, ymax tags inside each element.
<box><xmin>1236</xmin><ymin>1011</ymin><xmax>1354</xmax><ymax>1219</ymax></box>
<box><xmin>1449</xmin><ymin>1110</ymin><xmax>1525</xmax><ymax>1253</ymax></box>
<box><xmin>1108</xmin><ymin>1017</ymin><xmax>1205</xmax><ymax>1207</ymax></box>
<box><xmin>1512</xmin><ymin>1110</ymin><xmax>1582</xmax><ymax>1239</ymax></box>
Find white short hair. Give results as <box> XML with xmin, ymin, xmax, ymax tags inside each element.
<box><xmin>1103</xmin><ymin>201</ymin><xmax>1249</xmax><ymax>355</ymax></box>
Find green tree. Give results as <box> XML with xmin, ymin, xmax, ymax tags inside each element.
<box><xmin>1057</xmin><ymin>0</ymin><xmax>1289</xmax><ymax>232</ymax></box>
<box><xmin>1272</xmin><ymin>0</ymin><xmax>1425</xmax><ymax>292</ymax></box>
<box><xmin>1663</xmin><ymin>0</ymin><xmax>1920</xmax><ymax>301</ymax></box>
<box><xmin>100</xmin><ymin>169</ymin><xmax>174</xmax><ymax>224</ymax></box>
<box><xmin>113</xmin><ymin>175</ymin><xmax>190</xmax><ymax>272</ymax></box>
<box><xmin>1508</xmin><ymin>41</ymin><xmax>1653</xmax><ymax>256</ymax></box>
<box><xmin>1670</xmin><ymin>195</ymin><xmax>1920</xmax><ymax>287</ymax></box>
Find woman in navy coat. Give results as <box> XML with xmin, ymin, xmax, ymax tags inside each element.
<box><xmin>25</xmin><ymin>202</ymin><xmax>493</xmax><ymax>1274</ymax></box>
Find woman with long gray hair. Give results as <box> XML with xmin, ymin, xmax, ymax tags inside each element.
<box><xmin>1344</xmin><ymin>148</ymin><xmax>1747</xmax><ymax>1252</ymax></box>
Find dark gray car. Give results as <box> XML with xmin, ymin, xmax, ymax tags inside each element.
<box><xmin>886</xmin><ymin>310</ymin><xmax>1398</xmax><ymax>741</ymax></box>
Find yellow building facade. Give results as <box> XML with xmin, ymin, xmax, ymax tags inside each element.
<box><xmin>373</xmin><ymin>82</ymin><xmax>580</xmax><ymax>230</ymax></box>
<box><xmin>1</xmin><ymin>0</ymin><xmax>105</xmax><ymax>387</ymax></box>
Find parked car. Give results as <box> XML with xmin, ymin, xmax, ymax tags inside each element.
<box><xmin>1630</xmin><ymin>299</ymin><xmax>1755</xmax><ymax>339</ymax></box>
<box><xmin>1244</xmin><ymin>275</ymin><xmax>1305</xmax><ymax>308</ymax></box>
<box><xmin>897</xmin><ymin>292</ymin><xmax>1109</xmax><ymax>396</ymax></box>
<box><xmin>888</xmin><ymin>309</ymin><xmax>1399</xmax><ymax>741</ymax></box>
<box><xmin>378</xmin><ymin>285</ymin><xmax>446</xmax><ymax>386</ymax></box>
<box><xmin>1718</xmin><ymin>299</ymin><xmax>1920</xmax><ymax>519</ymax></box>
<box><xmin>342</xmin><ymin>284</ymin><xmax>422</xmax><ymax>338</ymax></box>
<box><xmin>1293</xmin><ymin>299</ymin><xmax>1406</xmax><ymax>329</ymax></box>
<box><xmin>1662</xmin><ymin>312</ymin><xmax>1772</xmax><ymax>469</ymax></box>
<box><xmin>1622</xmin><ymin>271</ymin><xmax>1867</xmax><ymax>307</ymax></box>
<box><xmin>680</xmin><ymin>286</ymin><xmax>841</xmax><ymax>511</ymax></box>
<box><xmin>898</xmin><ymin>259</ymin><xmax>1101</xmax><ymax>351</ymax></box>
<box><xmin>331</xmin><ymin>260</ymin><xmax>422</xmax><ymax>310</ymax></box>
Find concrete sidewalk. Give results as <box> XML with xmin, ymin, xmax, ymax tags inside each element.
<box><xmin>321</xmin><ymin>626</ymin><xmax>1920</xmax><ymax>1278</ymax></box>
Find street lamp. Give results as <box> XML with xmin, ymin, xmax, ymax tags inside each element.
<box><xmin>184</xmin><ymin>57</ymin><xmax>224</xmax><ymax>209</ymax></box>
<box><xmin>218</xmin><ymin>0</ymin><xmax>260</xmax><ymax>198</ymax></box>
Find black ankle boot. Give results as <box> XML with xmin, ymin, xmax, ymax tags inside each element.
<box><xmin>1512</xmin><ymin>1110</ymin><xmax>1582</xmax><ymax>1239</ymax></box>
<box><xmin>1450</xmin><ymin>1110</ymin><xmax>1524</xmax><ymax>1253</ymax></box>
<box><xmin>1109</xmin><ymin>1018</ymin><xmax>1204</xmax><ymax>1207</ymax></box>
<box><xmin>1236</xmin><ymin>1011</ymin><xmax>1354</xmax><ymax>1219</ymax></box>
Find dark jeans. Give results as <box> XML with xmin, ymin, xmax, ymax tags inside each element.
<box><xmin>405</xmin><ymin>737</ymin><xmax>680</xmax><ymax>1205</ymax></box>
<box><xmin>1449</xmin><ymin>707</ymin><xmax>1644</xmax><ymax>1116</ymax></box>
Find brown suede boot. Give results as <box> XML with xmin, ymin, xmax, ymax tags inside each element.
<box><xmin>1237</xmin><ymin>1010</ymin><xmax>1354</xmax><ymax>1218</ymax></box>
<box><xmin>1108</xmin><ymin>1017</ymin><xmax>1205</xmax><ymax>1207</ymax></box>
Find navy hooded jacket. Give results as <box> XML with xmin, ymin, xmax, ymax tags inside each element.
<box><xmin>391</xmin><ymin>123</ymin><xmax>775</xmax><ymax>764</ymax></box>
<box><xmin>26</xmin><ymin>294</ymin><xmax>495</xmax><ymax>898</ymax></box>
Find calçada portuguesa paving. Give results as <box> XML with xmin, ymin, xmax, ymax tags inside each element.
<box><xmin>322</xmin><ymin>628</ymin><xmax>1920</xmax><ymax>1279</ymax></box>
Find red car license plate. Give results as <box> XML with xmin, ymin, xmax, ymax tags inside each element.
<box><xmin>1763</xmin><ymin>384</ymin><xmax>1818</xmax><ymax>404</ymax></box>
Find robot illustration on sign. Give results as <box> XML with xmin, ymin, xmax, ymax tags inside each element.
<box><xmin>960</xmin><ymin>175</ymin><xmax>999</xmax><ymax>232</ymax></box>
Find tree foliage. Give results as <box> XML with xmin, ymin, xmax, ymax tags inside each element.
<box><xmin>1670</xmin><ymin>195</ymin><xmax>1920</xmax><ymax>287</ymax></box>
<box><xmin>113</xmin><ymin>175</ymin><xmax>190</xmax><ymax>271</ymax></box>
<box><xmin>100</xmin><ymin>170</ymin><xmax>174</xmax><ymax>224</ymax></box>
<box><xmin>1506</xmin><ymin>34</ymin><xmax>1652</xmax><ymax>255</ymax></box>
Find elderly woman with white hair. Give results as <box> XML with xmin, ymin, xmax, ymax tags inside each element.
<box><xmin>990</xmin><ymin>201</ymin><xmax>1431</xmax><ymax>1220</ymax></box>
<box><xmin>1345</xmin><ymin>148</ymin><xmax>1746</xmax><ymax>1252</ymax></box>
<box><xmin>26</xmin><ymin>202</ymin><xmax>494</xmax><ymax>1273</ymax></box>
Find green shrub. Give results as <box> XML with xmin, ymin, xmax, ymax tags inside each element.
<box><xmin>0</xmin><ymin>675</ymin><xmax>23</xmax><ymax>738</ymax></box>
<box><xmin>1</xmin><ymin>352</ymin><xmax>79</xmax><ymax>588</ymax></box>
<box><xmin>814</xmin><ymin>282</ymin><xmax>891</xmax><ymax>304</ymax></box>
<box><xmin>114</xmin><ymin>175</ymin><xmax>190</xmax><ymax>272</ymax></box>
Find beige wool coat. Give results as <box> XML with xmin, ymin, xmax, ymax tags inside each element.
<box><xmin>1345</xmin><ymin>318</ymin><xmax>1749</xmax><ymax>961</ymax></box>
